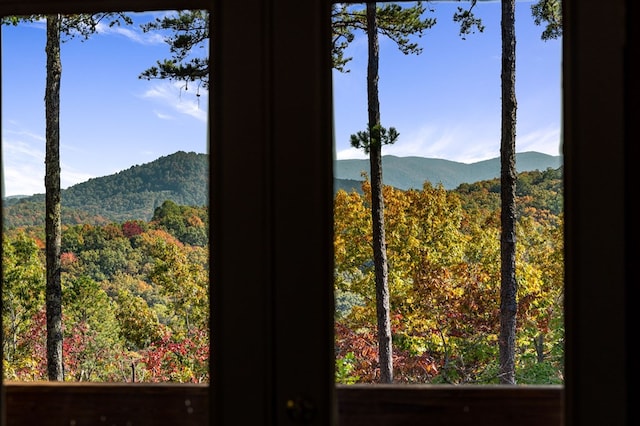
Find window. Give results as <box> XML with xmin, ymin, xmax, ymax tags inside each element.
<box><xmin>2</xmin><ymin>9</ymin><xmax>210</xmax><ymax>384</ymax></box>
<box><xmin>332</xmin><ymin>1</ymin><xmax>564</xmax><ymax>387</ymax></box>
<box><xmin>1</xmin><ymin>1</ymin><xmax>632</xmax><ymax>425</ymax></box>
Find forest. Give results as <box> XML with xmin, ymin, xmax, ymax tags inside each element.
<box><xmin>2</xmin><ymin>166</ymin><xmax>564</xmax><ymax>384</ymax></box>
<box><xmin>2</xmin><ymin>151</ymin><xmax>210</xmax><ymax>228</ymax></box>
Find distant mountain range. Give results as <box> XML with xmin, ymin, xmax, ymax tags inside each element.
<box><xmin>334</xmin><ymin>151</ymin><xmax>562</xmax><ymax>192</ymax></box>
<box><xmin>3</xmin><ymin>150</ymin><xmax>562</xmax><ymax>228</ymax></box>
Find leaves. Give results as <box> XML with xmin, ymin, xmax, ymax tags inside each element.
<box><xmin>350</xmin><ymin>124</ymin><xmax>399</xmax><ymax>154</ymax></box>
<box><xmin>531</xmin><ymin>0</ymin><xmax>563</xmax><ymax>40</ymax></box>
<box><xmin>334</xmin><ymin>171</ymin><xmax>564</xmax><ymax>384</ymax></box>
<box><xmin>3</xmin><ymin>208</ymin><xmax>209</xmax><ymax>382</ymax></box>
<box><xmin>4</xmin><ymin>169</ymin><xmax>562</xmax><ymax>384</ymax></box>
<box><xmin>331</xmin><ymin>2</ymin><xmax>436</xmax><ymax>73</ymax></box>
<box><xmin>139</xmin><ymin>10</ymin><xmax>209</xmax><ymax>92</ymax></box>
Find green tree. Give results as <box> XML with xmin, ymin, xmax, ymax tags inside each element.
<box><xmin>334</xmin><ymin>171</ymin><xmax>564</xmax><ymax>384</ymax></box>
<box><xmin>140</xmin><ymin>230</ymin><xmax>209</xmax><ymax>334</ymax></box>
<box><xmin>531</xmin><ymin>0</ymin><xmax>562</xmax><ymax>40</ymax></box>
<box><xmin>498</xmin><ymin>0</ymin><xmax>563</xmax><ymax>385</ymax></box>
<box><xmin>343</xmin><ymin>0</ymin><xmax>438</xmax><ymax>385</ymax></box>
<box><xmin>116</xmin><ymin>289</ymin><xmax>165</xmax><ymax>351</ymax></box>
<box><xmin>365</xmin><ymin>2</ymin><xmax>392</xmax><ymax>383</ymax></box>
<box><xmin>2</xmin><ymin>232</ymin><xmax>46</xmax><ymax>375</ymax></box>
<box><xmin>62</xmin><ymin>275</ymin><xmax>123</xmax><ymax>381</ymax></box>
<box><xmin>331</xmin><ymin>2</ymin><xmax>437</xmax><ymax>72</ymax></box>
<box><xmin>139</xmin><ymin>10</ymin><xmax>209</xmax><ymax>93</ymax></box>
<box><xmin>3</xmin><ymin>12</ymin><xmax>132</xmax><ymax>381</ymax></box>
<box><xmin>343</xmin><ymin>1</ymin><xmax>484</xmax><ymax>383</ymax></box>
<box><xmin>152</xmin><ymin>200</ymin><xmax>208</xmax><ymax>246</ymax></box>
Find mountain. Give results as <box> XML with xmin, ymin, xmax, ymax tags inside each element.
<box><xmin>3</xmin><ymin>151</ymin><xmax>208</xmax><ymax>227</ymax></box>
<box><xmin>334</xmin><ymin>151</ymin><xmax>562</xmax><ymax>191</ymax></box>
<box><xmin>2</xmin><ymin>151</ymin><xmax>561</xmax><ymax>228</ymax></box>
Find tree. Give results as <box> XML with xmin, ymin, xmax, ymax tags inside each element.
<box><xmin>151</xmin><ymin>200</ymin><xmax>208</xmax><ymax>246</ymax></box>
<box><xmin>343</xmin><ymin>1</ymin><xmax>483</xmax><ymax>383</ymax></box>
<box><xmin>139</xmin><ymin>10</ymin><xmax>209</xmax><ymax>94</ymax></box>
<box><xmin>346</xmin><ymin>1</ymin><xmax>436</xmax><ymax>384</ymax></box>
<box><xmin>4</xmin><ymin>12</ymin><xmax>132</xmax><ymax>381</ymax></box>
<box><xmin>367</xmin><ymin>4</ymin><xmax>390</xmax><ymax>383</ymax></box>
<box><xmin>498</xmin><ymin>0</ymin><xmax>563</xmax><ymax>385</ymax></box>
<box><xmin>331</xmin><ymin>2</ymin><xmax>436</xmax><ymax>72</ymax></box>
<box><xmin>116</xmin><ymin>289</ymin><xmax>165</xmax><ymax>351</ymax></box>
<box><xmin>140</xmin><ymin>230</ymin><xmax>209</xmax><ymax>333</ymax></box>
<box><xmin>44</xmin><ymin>13</ymin><xmax>64</xmax><ymax>381</ymax></box>
<box><xmin>62</xmin><ymin>275</ymin><xmax>123</xmax><ymax>381</ymax></box>
<box><xmin>46</xmin><ymin>12</ymin><xmax>132</xmax><ymax>381</ymax></box>
<box><xmin>137</xmin><ymin>6</ymin><xmax>445</xmax><ymax>94</ymax></box>
<box><xmin>498</xmin><ymin>0</ymin><xmax>518</xmax><ymax>385</ymax></box>
<box><xmin>531</xmin><ymin>0</ymin><xmax>562</xmax><ymax>40</ymax></box>
<box><xmin>2</xmin><ymin>233</ymin><xmax>46</xmax><ymax>373</ymax></box>
<box><xmin>333</xmin><ymin>170</ymin><xmax>564</xmax><ymax>384</ymax></box>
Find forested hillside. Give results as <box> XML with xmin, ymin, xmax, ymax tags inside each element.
<box><xmin>3</xmin><ymin>150</ymin><xmax>560</xmax><ymax>228</ymax></box>
<box><xmin>334</xmin><ymin>168</ymin><xmax>563</xmax><ymax>384</ymax></box>
<box><xmin>3</xmin><ymin>200</ymin><xmax>209</xmax><ymax>382</ymax></box>
<box><xmin>3</xmin><ymin>151</ymin><xmax>208</xmax><ymax>228</ymax></box>
<box><xmin>3</xmin><ymin>167</ymin><xmax>563</xmax><ymax>384</ymax></box>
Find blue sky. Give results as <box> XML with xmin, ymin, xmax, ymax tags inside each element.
<box><xmin>2</xmin><ymin>11</ymin><xmax>208</xmax><ymax>197</ymax></box>
<box><xmin>1</xmin><ymin>1</ymin><xmax>561</xmax><ymax>197</ymax></box>
<box><xmin>333</xmin><ymin>0</ymin><xmax>562</xmax><ymax>161</ymax></box>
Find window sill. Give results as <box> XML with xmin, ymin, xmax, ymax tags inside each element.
<box><xmin>4</xmin><ymin>382</ymin><xmax>562</xmax><ymax>425</ymax></box>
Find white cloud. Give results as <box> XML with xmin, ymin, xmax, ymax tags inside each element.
<box><xmin>2</xmin><ymin>162</ymin><xmax>44</xmax><ymax>197</ymax></box>
<box><xmin>515</xmin><ymin>126</ymin><xmax>562</xmax><ymax>156</ymax></box>
<box><xmin>154</xmin><ymin>111</ymin><xmax>175</xmax><ymax>120</ymax></box>
<box><xmin>2</xmin><ymin>126</ymin><xmax>101</xmax><ymax>197</ymax></box>
<box><xmin>141</xmin><ymin>81</ymin><xmax>208</xmax><ymax>123</ymax></box>
<box><xmin>96</xmin><ymin>21</ymin><xmax>165</xmax><ymax>45</ymax></box>
<box><xmin>2</xmin><ymin>137</ymin><xmax>45</xmax><ymax>197</ymax></box>
<box><xmin>334</xmin><ymin>121</ymin><xmax>561</xmax><ymax>164</ymax></box>
<box><xmin>335</xmin><ymin>147</ymin><xmax>368</xmax><ymax>160</ymax></box>
<box><xmin>60</xmin><ymin>166</ymin><xmax>95</xmax><ymax>190</ymax></box>
<box><xmin>382</xmin><ymin>123</ymin><xmax>501</xmax><ymax>163</ymax></box>
<box><xmin>4</xmin><ymin>129</ymin><xmax>45</xmax><ymax>148</ymax></box>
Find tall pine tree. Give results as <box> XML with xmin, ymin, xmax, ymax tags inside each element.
<box><xmin>498</xmin><ymin>0</ymin><xmax>518</xmax><ymax>384</ymax></box>
<box><xmin>3</xmin><ymin>12</ymin><xmax>132</xmax><ymax>380</ymax></box>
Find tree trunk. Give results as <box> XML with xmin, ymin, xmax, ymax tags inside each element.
<box><xmin>499</xmin><ymin>0</ymin><xmax>518</xmax><ymax>385</ymax></box>
<box><xmin>45</xmin><ymin>14</ymin><xmax>64</xmax><ymax>381</ymax></box>
<box><xmin>366</xmin><ymin>2</ymin><xmax>393</xmax><ymax>384</ymax></box>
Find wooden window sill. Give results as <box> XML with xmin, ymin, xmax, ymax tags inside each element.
<box><xmin>3</xmin><ymin>382</ymin><xmax>562</xmax><ymax>425</ymax></box>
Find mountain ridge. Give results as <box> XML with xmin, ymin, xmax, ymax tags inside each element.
<box><xmin>334</xmin><ymin>151</ymin><xmax>562</xmax><ymax>191</ymax></box>
<box><xmin>3</xmin><ymin>150</ymin><xmax>562</xmax><ymax>228</ymax></box>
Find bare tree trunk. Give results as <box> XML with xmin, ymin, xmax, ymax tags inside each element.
<box><xmin>366</xmin><ymin>2</ymin><xmax>393</xmax><ymax>384</ymax></box>
<box><xmin>45</xmin><ymin>14</ymin><xmax>64</xmax><ymax>381</ymax></box>
<box><xmin>499</xmin><ymin>0</ymin><xmax>518</xmax><ymax>385</ymax></box>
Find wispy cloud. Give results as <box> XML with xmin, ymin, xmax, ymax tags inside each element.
<box><xmin>335</xmin><ymin>120</ymin><xmax>560</xmax><ymax>163</ymax></box>
<box><xmin>141</xmin><ymin>81</ymin><xmax>208</xmax><ymax>123</ymax></box>
<box><xmin>60</xmin><ymin>165</ymin><xmax>95</xmax><ymax>190</ymax></box>
<box><xmin>335</xmin><ymin>147</ymin><xmax>368</xmax><ymax>161</ymax></box>
<box><xmin>3</xmin><ymin>130</ymin><xmax>45</xmax><ymax>152</ymax></box>
<box><xmin>95</xmin><ymin>21</ymin><xmax>164</xmax><ymax>45</ymax></box>
<box><xmin>2</xmin><ymin>124</ymin><xmax>102</xmax><ymax>196</ymax></box>
<box><xmin>383</xmin><ymin>123</ymin><xmax>500</xmax><ymax>163</ymax></box>
<box><xmin>153</xmin><ymin>110</ymin><xmax>175</xmax><ymax>120</ymax></box>
<box><xmin>2</xmin><ymin>162</ymin><xmax>44</xmax><ymax>197</ymax></box>
<box><xmin>516</xmin><ymin>126</ymin><xmax>562</xmax><ymax>156</ymax></box>
<box><xmin>2</xmin><ymin>135</ymin><xmax>46</xmax><ymax>196</ymax></box>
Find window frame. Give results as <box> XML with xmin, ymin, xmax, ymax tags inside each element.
<box><xmin>1</xmin><ymin>0</ymin><xmax>632</xmax><ymax>425</ymax></box>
